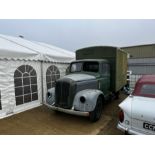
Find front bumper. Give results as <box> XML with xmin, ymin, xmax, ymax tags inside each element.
<box><xmin>44</xmin><ymin>103</ymin><xmax>89</xmax><ymax>117</ymax></box>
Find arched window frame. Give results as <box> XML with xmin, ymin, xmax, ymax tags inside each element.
<box><xmin>14</xmin><ymin>65</ymin><xmax>38</xmax><ymax>105</ymax></box>
<box><xmin>46</xmin><ymin>65</ymin><xmax>60</xmax><ymax>90</ymax></box>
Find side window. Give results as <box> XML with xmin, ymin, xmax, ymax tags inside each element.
<box><xmin>140</xmin><ymin>84</ymin><xmax>155</xmax><ymax>95</ymax></box>
<box><xmin>46</xmin><ymin>65</ymin><xmax>60</xmax><ymax>90</ymax></box>
<box><xmin>102</xmin><ymin>63</ymin><xmax>110</xmax><ymax>75</ymax></box>
<box><xmin>0</xmin><ymin>90</ymin><xmax>1</xmax><ymax>110</ymax></box>
<box><xmin>14</xmin><ymin>65</ymin><xmax>38</xmax><ymax>106</ymax></box>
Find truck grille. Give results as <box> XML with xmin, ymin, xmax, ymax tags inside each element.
<box><xmin>55</xmin><ymin>79</ymin><xmax>75</xmax><ymax>109</ymax></box>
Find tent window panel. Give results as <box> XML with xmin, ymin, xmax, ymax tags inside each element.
<box><xmin>46</xmin><ymin>76</ymin><xmax>51</xmax><ymax>82</ymax></box>
<box><xmin>14</xmin><ymin>78</ymin><xmax>22</xmax><ymax>87</ymax></box>
<box><xmin>30</xmin><ymin>77</ymin><xmax>37</xmax><ymax>84</ymax></box>
<box><xmin>32</xmin><ymin>93</ymin><xmax>38</xmax><ymax>101</ymax></box>
<box><xmin>0</xmin><ymin>90</ymin><xmax>1</xmax><ymax>110</ymax></box>
<box><xmin>15</xmin><ymin>87</ymin><xmax>23</xmax><ymax>96</ymax></box>
<box><xmin>23</xmin><ymin>77</ymin><xmax>30</xmax><ymax>85</ymax></box>
<box><xmin>24</xmin><ymin>94</ymin><xmax>31</xmax><ymax>103</ymax></box>
<box><xmin>26</xmin><ymin>65</ymin><xmax>33</xmax><ymax>73</ymax></box>
<box><xmin>46</xmin><ymin>65</ymin><xmax>60</xmax><ymax>90</ymax></box>
<box><xmin>14</xmin><ymin>65</ymin><xmax>38</xmax><ymax>106</ymax></box>
<box><xmin>52</xmin><ymin>75</ymin><xmax>56</xmax><ymax>81</ymax></box>
<box><xmin>46</xmin><ymin>69</ymin><xmax>51</xmax><ymax>75</ymax></box>
<box><xmin>16</xmin><ymin>96</ymin><xmax>24</xmax><ymax>105</ymax></box>
<box><xmin>24</xmin><ymin>86</ymin><xmax>31</xmax><ymax>94</ymax></box>
<box><xmin>14</xmin><ymin>70</ymin><xmax>22</xmax><ymax>78</ymax></box>
<box><xmin>18</xmin><ymin>65</ymin><xmax>25</xmax><ymax>73</ymax></box>
<box><xmin>49</xmin><ymin>66</ymin><xmax>53</xmax><ymax>71</ymax></box>
<box><xmin>23</xmin><ymin>73</ymin><xmax>29</xmax><ymax>77</ymax></box>
<box><xmin>56</xmin><ymin>70</ymin><xmax>60</xmax><ymax>75</ymax></box>
<box><xmin>30</xmin><ymin>69</ymin><xmax>37</xmax><ymax>76</ymax></box>
<box><xmin>47</xmin><ymin>83</ymin><xmax>52</xmax><ymax>90</ymax></box>
<box><xmin>52</xmin><ymin>82</ymin><xmax>56</xmax><ymax>87</ymax></box>
<box><xmin>31</xmin><ymin>85</ymin><xmax>37</xmax><ymax>93</ymax></box>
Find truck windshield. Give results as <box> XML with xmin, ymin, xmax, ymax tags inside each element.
<box><xmin>70</xmin><ymin>61</ymin><xmax>99</xmax><ymax>73</ymax></box>
<box><xmin>70</xmin><ymin>62</ymin><xmax>82</xmax><ymax>72</ymax></box>
<box><xmin>83</xmin><ymin>62</ymin><xmax>99</xmax><ymax>72</ymax></box>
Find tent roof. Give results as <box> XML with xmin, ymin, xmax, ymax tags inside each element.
<box><xmin>0</xmin><ymin>34</ymin><xmax>75</xmax><ymax>63</ymax></box>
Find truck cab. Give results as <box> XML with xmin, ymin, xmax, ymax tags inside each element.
<box><xmin>69</xmin><ymin>59</ymin><xmax>110</xmax><ymax>96</ymax></box>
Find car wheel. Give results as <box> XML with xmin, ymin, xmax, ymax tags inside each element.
<box><xmin>89</xmin><ymin>96</ymin><xmax>103</xmax><ymax>122</ymax></box>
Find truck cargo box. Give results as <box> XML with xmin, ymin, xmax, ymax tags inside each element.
<box><xmin>76</xmin><ymin>46</ymin><xmax>127</xmax><ymax>92</ymax></box>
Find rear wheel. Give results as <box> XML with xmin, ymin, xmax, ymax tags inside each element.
<box><xmin>115</xmin><ymin>91</ymin><xmax>120</xmax><ymax>99</ymax></box>
<box><xmin>89</xmin><ymin>96</ymin><xmax>103</xmax><ymax>122</ymax></box>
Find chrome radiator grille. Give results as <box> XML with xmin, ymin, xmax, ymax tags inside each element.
<box><xmin>55</xmin><ymin>79</ymin><xmax>75</xmax><ymax>109</ymax></box>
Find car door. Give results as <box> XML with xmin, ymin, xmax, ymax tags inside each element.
<box><xmin>131</xmin><ymin>96</ymin><xmax>155</xmax><ymax>134</ymax></box>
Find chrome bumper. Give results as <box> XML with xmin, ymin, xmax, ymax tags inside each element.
<box><xmin>117</xmin><ymin>123</ymin><xmax>141</xmax><ymax>135</ymax></box>
<box><xmin>44</xmin><ymin>103</ymin><xmax>89</xmax><ymax>117</ymax></box>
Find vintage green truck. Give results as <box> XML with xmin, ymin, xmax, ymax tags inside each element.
<box><xmin>45</xmin><ymin>46</ymin><xmax>127</xmax><ymax>121</ymax></box>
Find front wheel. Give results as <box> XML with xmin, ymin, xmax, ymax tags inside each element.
<box><xmin>89</xmin><ymin>96</ymin><xmax>103</xmax><ymax>122</ymax></box>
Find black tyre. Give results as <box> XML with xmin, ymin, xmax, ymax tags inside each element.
<box><xmin>115</xmin><ymin>91</ymin><xmax>120</xmax><ymax>99</ymax></box>
<box><xmin>89</xmin><ymin>96</ymin><xmax>103</xmax><ymax>122</ymax></box>
<box><xmin>125</xmin><ymin>131</ymin><xmax>130</xmax><ymax>135</ymax></box>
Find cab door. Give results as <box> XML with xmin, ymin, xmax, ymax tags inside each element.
<box><xmin>99</xmin><ymin>63</ymin><xmax>110</xmax><ymax>95</ymax></box>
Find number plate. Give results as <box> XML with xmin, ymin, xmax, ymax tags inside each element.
<box><xmin>143</xmin><ymin>122</ymin><xmax>155</xmax><ymax>132</ymax></box>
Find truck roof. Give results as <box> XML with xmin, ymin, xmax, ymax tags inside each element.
<box><xmin>76</xmin><ymin>46</ymin><xmax>120</xmax><ymax>50</ymax></box>
<box><xmin>71</xmin><ymin>59</ymin><xmax>109</xmax><ymax>63</ymax></box>
<box><xmin>76</xmin><ymin>46</ymin><xmax>126</xmax><ymax>53</ymax></box>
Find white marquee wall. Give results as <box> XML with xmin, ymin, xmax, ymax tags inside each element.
<box><xmin>0</xmin><ymin>60</ymin><xmax>42</xmax><ymax>118</ymax></box>
<box><xmin>0</xmin><ymin>59</ymin><xmax>70</xmax><ymax>118</ymax></box>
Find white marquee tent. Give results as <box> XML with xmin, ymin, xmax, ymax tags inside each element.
<box><xmin>0</xmin><ymin>34</ymin><xmax>75</xmax><ymax>118</ymax></box>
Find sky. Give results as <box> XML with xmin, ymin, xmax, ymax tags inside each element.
<box><xmin>0</xmin><ymin>19</ymin><xmax>155</xmax><ymax>52</ymax></box>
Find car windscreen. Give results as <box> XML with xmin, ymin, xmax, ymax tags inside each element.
<box><xmin>140</xmin><ymin>84</ymin><xmax>155</xmax><ymax>98</ymax></box>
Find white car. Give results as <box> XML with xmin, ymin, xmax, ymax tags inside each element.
<box><xmin>117</xmin><ymin>75</ymin><xmax>155</xmax><ymax>135</ymax></box>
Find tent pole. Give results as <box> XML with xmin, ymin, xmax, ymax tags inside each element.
<box><xmin>40</xmin><ymin>61</ymin><xmax>44</xmax><ymax>104</ymax></box>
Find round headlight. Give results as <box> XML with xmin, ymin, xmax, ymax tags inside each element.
<box><xmin>47</xmin><ymin>92</ymin><xmax>52</xmax><ymax>98</ymax></box>
<box><xmin>80</xmin><ymin>96</ymin><xmax>86</xmax><ymax>103</ymax></box>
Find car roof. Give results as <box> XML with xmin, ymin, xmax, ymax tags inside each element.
<box><xmin>138</xmin><ymin>75</ymin><xmax>155</xmax><ymax>84</ymax></box>
<box><xmin>133</xmin><ymin>75</ymin><xmax>155</xmax><ymax>98</ymax></box>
